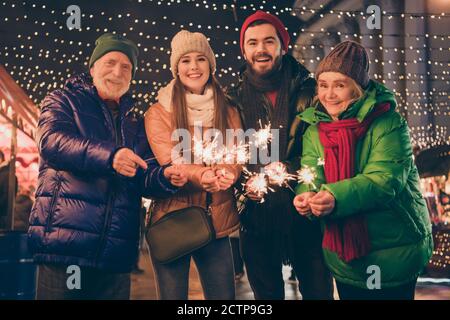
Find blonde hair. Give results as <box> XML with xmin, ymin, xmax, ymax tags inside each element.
<box><xmin>312</xmin><ymin>76</ymin><xmax>364</xmax><ymax>108</ymax></box>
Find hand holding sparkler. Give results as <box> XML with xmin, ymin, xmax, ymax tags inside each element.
<box><xmin>113</xmin><ymin>148</ymin><xmax>148</xmax><ymax>177</ymax></box>
<box><xmin>293</xmin><ymin>192</ymin><xmax>316</xmax><ymax>216</ymax></box>
<box><xmin>163</xmin><ymin>165</ymin><xmax>188</xmax><ymax>187</ymax></box>
<box><xmin>200</xmin><ymin>169</ymin><xmax>221</xmax><ymax>193</ymax></box>
<box><xmin>244</xmin><ymin>175</ymin><xmax>267</xmax><ymax>202</ymax></box>
<box><xmin>243</xmin><ymin>168</ymin><xmax>273</xmax><ymax>203</ymax></box>
<box><xmin>215</xmin><ymin>168</ymin><xmax>235</xmax><ymax>191</ymax></box>
<box><xmin>308</xmin><ymin>190</ymin><xmax>335</xmax><ymax>217</ymax></box>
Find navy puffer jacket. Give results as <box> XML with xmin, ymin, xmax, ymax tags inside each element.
<box><xmin>28</xmin><ymin>73</ymin><xmax>177</xmax><ymax>272</ymax></box>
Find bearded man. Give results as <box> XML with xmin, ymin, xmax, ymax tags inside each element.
<box><xmin>226</xmin><ymin>11</ymin><xmax>334</xmax><ymax>300</ymax></box>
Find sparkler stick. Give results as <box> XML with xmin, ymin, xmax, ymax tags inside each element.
<box><xmin>142</xmin><ymin>147</ymin><xmax>193</xmax><ymax>165</ymax></box>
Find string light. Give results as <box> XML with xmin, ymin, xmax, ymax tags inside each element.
<box><xmin>0</xmin><ymin>0</ymin><xmax>448</xmax><ymax>151</ymax></box>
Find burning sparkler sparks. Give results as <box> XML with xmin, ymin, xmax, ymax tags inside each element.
<box><xmin>264</xmin><ymin>162</ymin><xmax>296</xmax><ymax>189</ymax></box>
<box><xmin>317</xmin><ymin>157</ymin><xmax>325</xmax><ymax>166</ymax></box>
<box><xmin>189</xmin><ymin>119</ymin><xmax>286</xmax><ymax>202</ymax></box>
<box><xmin>190</xmin><ymin>118</ymin><xmax>275</xmax><ymax>166</ymax></box>
<box><xmin>242</xmin><ymin>168</ymin><xmax>273</xmax><ymax>203</ymax></box>
<box><xmin>235</xmin><ymin>142</ymin><xmax>250</xmax><ymax>164</ymax></box>
<box><xmin>252</xmin><ymin>120</ymin><xmax>273</xmax><ymax>149</ymax></box>
<box><xmin>193</xmin><ymin>133</ymin><xmax>225</xmax><ymax>165</ymax></box>
<box><xmin>296</xmin><ymin>165</ymin><xmax>318</xmax><ymax>190</ymax></box>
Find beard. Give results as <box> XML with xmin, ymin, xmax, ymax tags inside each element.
<box><xmin>93</xmin><ymin>76</ymin><xmax>130</xmax><ymax>101</ymax></box>
<box><xmin>246</xmin><ymin>53</ymin><xmax>283</xmax><ymax>78</ymax></box>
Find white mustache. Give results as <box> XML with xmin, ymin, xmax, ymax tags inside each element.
<box><xmin>105</xmin><ymin>79</ymin><xmax>124</xmax><ymax>85</ymax></box>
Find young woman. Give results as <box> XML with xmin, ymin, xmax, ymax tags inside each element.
<box><xmin>144</xmin><ymin>30</ymin><xmax>242</xmax><ymax>300</ymax></box>
<box><xmin>293</xmin><ymin>41</ymin><xmax>433</xmax><ymax>300</ymax></box>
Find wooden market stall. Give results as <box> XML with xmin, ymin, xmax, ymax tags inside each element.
<box><xmin>0</xmin><ymin>64</ymin><xmax>38</xmax><ymax>230</ymax></box>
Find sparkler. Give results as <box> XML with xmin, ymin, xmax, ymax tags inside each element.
<box><xmin>193</xmin><ymin>133</ymin><xmax>224</xmax><ymax>166</ymax></box>
<box><xmin>236</xmin><ymin>143</ymin><xmax>249</xmax><ymax>164</ymax></box>
<box><xmin>251</xmin><ymin>120</ymin><xmax>273</xmax><ymax>149</ymax></box>
<box><xmin>142</xmin><ymin>156</ymin><xmax>157</xmax><ymax>162</ymax></box>
<box><xmin>169</xmin><ymin>118</ymin><xmax>280</xmax><ymax>200</ymax></box>
<box><xmin>191</xmin><ymin>118</ymin><xmax>273</xmax><ymax>165</ymax></box>
<box><xmin>317</xmin><ymin>157</ymin><xmax>325</xmax><ymax>166</ymax></box>
<box><xmin>193</xmin><ymin>135</ymin><xmax>205</xmax><ymax>161</ymax></box>
<box><xmin>193</xmin><ymin>133</ymin><xmax>251</xmax><ymax>166</ymax></box>
<box><xmin>296</xmin><ymin>165</ymin><xmax>318</xmax><ymax>190</ymax></box>
<box><xmin>192</xmin><ymin>134</ymin><xmax>236</xmax><ymax>184</ymax></box>
<box><xmin>242</xmin><ymin>162</ymin><xmax>298</xmax><ymax>203</ymax></box>
<box><xmin>145</xmin><ymin>118</ymin><xmax>271</xmax><ymax>167</ymax></box>
<box><xmin>142</xmin><ymin>147</ymin><xmax>192</xmax><ymax>165</ymax></box>
<box><xmin>242</xmin><ymin>167</ymin><xmax>273</xmax><ymax>203</ymax></box>
<box><xmin>223</xmin><ymin>144</ymin><xmax>237</xmax><ymax>164</ymax></box>
<box><xmin>264</xmin><ymin>162</ymin><xmax>296</xmax><ymax>193</ymax></box>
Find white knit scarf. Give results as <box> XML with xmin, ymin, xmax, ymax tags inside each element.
<box><xmin>156</xmin><ymin>79</ymin><xmax>215</xmax><ymax>127</ymax></box>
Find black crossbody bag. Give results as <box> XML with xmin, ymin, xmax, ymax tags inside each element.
<box><xmin>146</xmin><ymin>193</ymin><xmax>215</xmax><ymax>264</ymax></box>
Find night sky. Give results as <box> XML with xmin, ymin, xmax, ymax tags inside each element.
<box><xmin>0</xmin><ymin>0</ymin><xmax>302</xmax><ymax>111</ymax></box>
<box><xmin>1</xmin><ymin>0</ymin><xmax>448</xmax><ymax>151</ymax></box>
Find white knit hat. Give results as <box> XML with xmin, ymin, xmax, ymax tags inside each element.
<box><xmin>170</xmin><ymin>30</ymin><xmax>216</xmax><ymax>78</ymax></box>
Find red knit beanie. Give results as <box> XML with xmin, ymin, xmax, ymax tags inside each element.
<box><xmin>240</xmin><ymin>10</ymin><xmax>290</xmax><ymax>54</ymax></box>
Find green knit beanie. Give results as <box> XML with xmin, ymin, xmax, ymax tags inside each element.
<box><xmin>89</xmin><ymin>33</ymin><xmax>139</xmax><ymax>77</ymax></box>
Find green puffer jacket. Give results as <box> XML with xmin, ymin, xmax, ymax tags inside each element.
<box><xmin>296</xmin><ymin>80</ymin><xmax>433</xmax><ymax>288</ymax></box>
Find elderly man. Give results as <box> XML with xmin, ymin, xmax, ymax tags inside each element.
<box><xmin>28</xmin><ymin>33</ymin><xmax>187</xmax><ymax>300</ymax></box>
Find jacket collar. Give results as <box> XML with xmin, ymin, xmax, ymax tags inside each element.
<box><xmin>64</xmin><ymin>72</ymin><xmax>136</xmax><ymax>113</ymax></box>
<box><xmin>299</xmin><ymin>80</ymin><xmax>397</xmax><ymax>125</ymax></box>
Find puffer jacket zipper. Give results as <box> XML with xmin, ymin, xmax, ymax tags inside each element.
<box><xmin>95</xmin><ymin>188</ymin><xmax>115</xmax><ymax>260</ymax></box>
<box><xmin>45</xmin><ymin>177</ymin><xmax>62</xmax><ymax>233</ymax></box>
<box><xmin>95</xmin><ymin>101</ymin><xmax>123</xmax><ymax>262</ymax></box>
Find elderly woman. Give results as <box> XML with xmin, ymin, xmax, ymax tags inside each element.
<box><xmin>293</xmin><ymin>41</ymin><xmax>433</xmax><ymax>300</ymax></box>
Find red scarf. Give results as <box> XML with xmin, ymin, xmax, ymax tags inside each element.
<box><xmin>318</xmin><ymin>103</ymin><xmax>390</xmax><ymax>262</ymax></box>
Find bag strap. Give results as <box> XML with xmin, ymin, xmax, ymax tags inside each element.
<box><xmin>206</xmin><ymin>192</ymin><xmax>212</xmax><ymax>213</ymax></box>
<box><xmin>145</xmin><ymin>200</ymin><xmax>156</xmax><ymax>229</ymax></box>
<box><xmin>145</xmin><ymin>162</ymin><xmax>171</xmax><ymax>228</ymax></box>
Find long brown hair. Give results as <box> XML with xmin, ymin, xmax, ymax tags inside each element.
<box><xmin>171</xmin><ymin>75</ymin><xmax>229</xmax><ymax>133</ymax></box>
